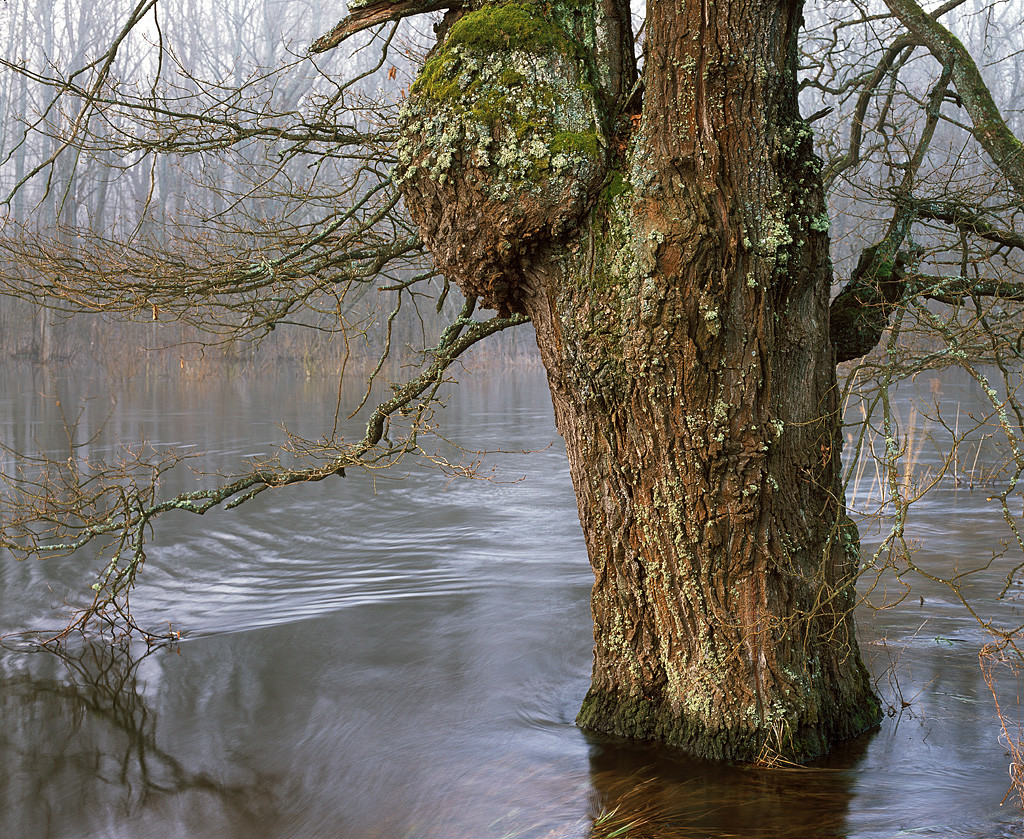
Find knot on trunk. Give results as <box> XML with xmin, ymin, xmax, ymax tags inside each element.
<box><xmin>830</xmin><ymin>245</ymin><xmax>914</xmax><ymax>363</ymax></box>
<box><xmin>395</xmin><ymin>2</ymin><xmax>604</xmax><ymax>315</ymax></box>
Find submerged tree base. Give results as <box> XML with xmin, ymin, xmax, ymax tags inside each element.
<box><xmin>577</xmin><ymin>672</ymin><xmax>882</xmax><ymax>764</ymax></box>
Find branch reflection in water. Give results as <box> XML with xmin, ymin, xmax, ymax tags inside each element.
<box><xmin>0</xmin><ymin>636</ymin><xmax>270</xmax><ymax>837</ymax></box>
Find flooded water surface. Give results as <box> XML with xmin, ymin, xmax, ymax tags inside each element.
<box><xmin>1</xmin><ymin>362</ymin><xmax>1023</xmax><ymax>838</ymax></box>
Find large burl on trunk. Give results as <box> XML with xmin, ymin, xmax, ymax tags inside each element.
<box><xmin>397</xmin><ymin>0</ymin><xmax>881</xmax><ymax>762</ymax></box>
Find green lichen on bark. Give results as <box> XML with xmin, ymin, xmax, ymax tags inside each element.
<box><xmin>397</xmin><ymin>50</ymin><xmax>600</xmax><ymax>194</ymax></box>
<box><xmin>753</xmin><ymin>118</ymin><xmax>830</xmax><ymax>288</ymax></box>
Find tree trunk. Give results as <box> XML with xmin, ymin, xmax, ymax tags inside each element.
<box><xmin>398</xmin><ymin>0</ymin><xmax>881</xmax><ymax>762</ymax></box>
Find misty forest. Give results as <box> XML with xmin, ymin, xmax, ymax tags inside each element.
<box><xmin>2</xmin><ymin>0</ymin><xmax>1024</xmax><ymax>836</ymax></box>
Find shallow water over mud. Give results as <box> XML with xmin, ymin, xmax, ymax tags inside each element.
<box><xmin>1</xmin><ymin>361</ymin><xmax>1023</xmax><ymax>838</ymax></box>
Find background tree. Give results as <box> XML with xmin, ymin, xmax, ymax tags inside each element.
<box><xmin>1</xmin><ymin>0</ymin><xmax>1024</xmax><ymax>766</ymax></box>
<box><xmin>804</xmin><ymin>0</ymin><xmax>1024</xmax><ymax>664</ymax></box>
<box><xmin>798</xmin><ymin>2</ymin><xmax>1024</xmax><ymax>790</ymax></box>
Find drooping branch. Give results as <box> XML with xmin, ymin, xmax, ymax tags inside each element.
<box><xmin>0</xmin><ymin>54</ymin><xmax>386</xmax><ymax>157</ymax></box>
<box><xmin>0</xmin><ymin>301</ymin><xmax>527</xmax><ymax>637</ymax></box>
<box><xmin>0</xmin><ymin>16</ymin><xmax>416</xmax><ymax>344</ymax></box>
<box><xmin>0</xmin><ymin>194</ymin><xmax>427</xmax><ymax>341</ymax></box>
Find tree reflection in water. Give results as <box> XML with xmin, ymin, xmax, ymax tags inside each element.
<box><xmin>584</xmin><ymin>732</ymin><xmax>870</xmax><ymax>839</ymax></box>
<box><xmin>0</xmin><ymin>635</ymin><xmax>268</xmax><ymax>837</ymax></box>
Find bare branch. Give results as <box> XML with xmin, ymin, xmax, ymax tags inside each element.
<box><xmin>913</xmin><ymin>199</ymin><xmax>1024</xmax><ymax>251</ymax></box>
<box><xmin>883</xmin><ymin>0</ymin><xmax>1024</xmax><ymax>198</ymax></box>
<box><xmin>310</xmin><ymin>0</ymin><xmax>460</xmax><ymax>54</ymax></box>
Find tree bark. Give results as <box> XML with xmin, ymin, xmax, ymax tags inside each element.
<box><xmin>398</xmin><ymin>0</ymin><xmax>881</xmax><ymax>762</ymax></box>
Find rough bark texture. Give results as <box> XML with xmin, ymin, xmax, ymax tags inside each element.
<box><xmin>398</xmin><ymin>0</ymin><xmax>881</xmax><ymax>762</ymax></box>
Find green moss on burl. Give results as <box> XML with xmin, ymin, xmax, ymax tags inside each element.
<box><xmin>550</xmin><ymin>130</ymin><xmax>600</xmax><ymax>157</ymax></box>
<box><xmin>413</xmin><ymin>2</ymin><xmax>575</xmax><ymax>101</ymax></box>
<box><xmin>446</xmin><ymin>2</ymin><xmax>573</xmax><ymax>55</ymax></box>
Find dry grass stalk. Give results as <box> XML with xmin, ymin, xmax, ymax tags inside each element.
<box><xmin>981</xmin><ymin>643</ymin><xmax>1024</xmax><ymax>808</ymax></box>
